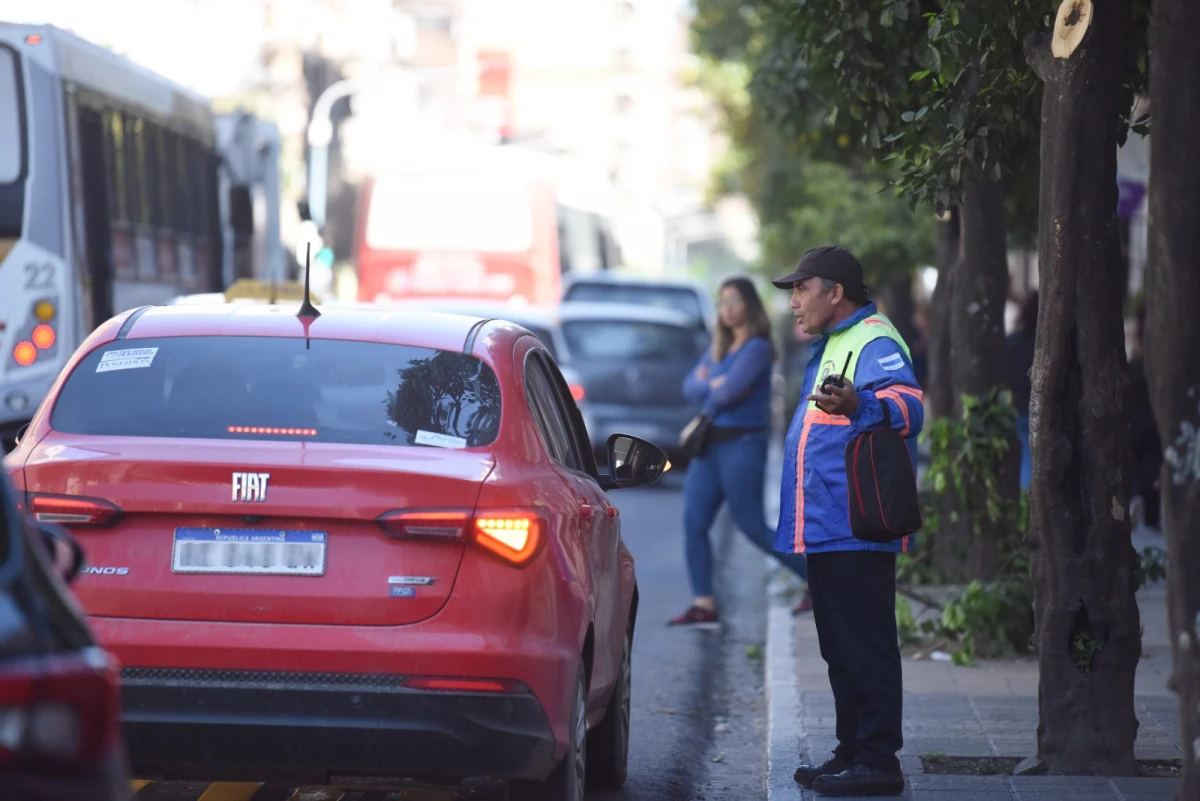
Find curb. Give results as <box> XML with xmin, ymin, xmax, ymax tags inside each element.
<box><xmin>765</xmin><ymin>583</ymin><xmax>804</xmax><ymax>800</ymax></box>
<box><xmin>763</xmin><ymin>440</ymin><xmax>806</xmax><ymax>799</ymax></box>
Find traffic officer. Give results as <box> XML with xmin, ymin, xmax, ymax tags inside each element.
<box><xmin>773</xmin><ymin>245</ymin><xmax>924</xmax><ymax>797</ymax></box>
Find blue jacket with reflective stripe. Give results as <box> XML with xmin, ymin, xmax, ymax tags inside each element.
<box><xmin>774</xmin><ymin>302</ymin><xmax>926</xmax><ymax>555</ymax></box>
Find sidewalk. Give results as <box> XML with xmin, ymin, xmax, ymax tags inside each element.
<box><xmin>762</xmin><ymin>445</ymin><xmax>1183</xmax><ymax>799</ymax></box>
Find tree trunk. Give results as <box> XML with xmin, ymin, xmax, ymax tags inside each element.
<box><xmin>927</xmin><ymin>208</ymin><xmax>959</xmax><ymax>420</ymax></box>
<box><xmin>934</xmin><ymin>180</ymin><xmax>1019</xmax><ymax>582</ymax></box>
<box><xmin>1024</xmin><ymin>0</ymin><xmax>1140</xmax><ymax>775</ymax></box>
<box><xmin>927</xmin><ymin>208</ymin><xmax>964</xmax><ymax>582</ymax></box>
<box><xmin>877</xmin><ymin>276</ymin><xmax>917</xmax><ymax>348</ymax></box>
<box><xmin>1145</xmin><ymin>0</ymin><xmax>1200</xmax><ymax>795</ymax></box>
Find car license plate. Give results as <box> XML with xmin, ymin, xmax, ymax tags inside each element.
<box><xmin>172</xmin><ymin>529</ymin><xmax>327</xmax><ymax>576</ymax></box>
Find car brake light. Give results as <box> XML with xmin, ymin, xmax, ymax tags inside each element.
<box><xmin>569</xmin><ymin>383</ymin><xmax>585</xmax><ymax>401</ymax></box>
<box><xmin>29</xmin><ymin>495</ymin><xmax>122</xmax><ymax>527</ymax></box>
<box><xmin>0</xmin><ymin>648</ymin><xmax>120</xmax><ymax>769</ymax></box>
<box><xmin>377</xmin><ymin>509</ymin><xmax>471</xmax><ymax>540</ymax></box>
<box><xmin>474</xmin><ymin>511</ymin><xmax>543</xmax><ymax>566</ymax></box>
<box><xmin>403</xmin><ymin>676</ymin><xmax>527</xmax><ymax>694</ymax></box>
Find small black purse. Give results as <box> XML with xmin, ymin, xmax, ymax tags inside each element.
<box><xmin>678</xmin><ymin>413</ymin><xmax>714</xmax><ymax>458</ymax></box>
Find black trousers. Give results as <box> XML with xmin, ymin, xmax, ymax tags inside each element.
<box><xmin>807</xmin><ymin>550</ymin><xmax>903</xmax><ymax>770</ymax></box>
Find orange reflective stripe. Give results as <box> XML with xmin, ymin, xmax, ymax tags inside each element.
<box><xmin>902</xmin><ymin>535</ymin><xmax>909</xmax><ymax>552</ymax></box>
<box><xmin>877</xmin><ymin>388</ymin><xmax>911</xmax><ymax>436</ymax></box>
<box><xmin>794</xmin><ymin>418</ymin><xmax>812</xmax><ymax>554</ymax></box>
<box><xmin>889</xmin><ymin>385</ymin><xmax>924</xmax><ymax>402</ymax></box>
<box><xmin>794</xmin><ymin>410</ymin><xmax>853</xmax><ymax>553</ymax></box>
<box><xmin>864</xmin><ymin>319</ymin><xmax>892</xmax><ymax>327</ymax></box>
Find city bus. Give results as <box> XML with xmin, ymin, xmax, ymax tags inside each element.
<box><xmin>353</xmin><ymin>145</ymin><xmax>620</xmax><ymax>307</ymax></box>
<box><xmin>0</xmin><ymin>24</ymin><xmax>228</xmax><ymax>448</ymax></box>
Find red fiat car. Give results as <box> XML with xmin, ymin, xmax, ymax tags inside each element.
<box><xmin>3</xmin><ymin>301</ymin><xmax>668</xmax><ymax>800</ymax></box>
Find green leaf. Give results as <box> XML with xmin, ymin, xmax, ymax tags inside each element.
<box><xmin>929</xmin><ymin>19</ymin><xmax>943</xmax><ymax>41</ymax></box>
<box><xmin>910</xmin><ymin>69</ymin><xmax>932</xmax><ymax>82</ymax></box>
<box><xmin>901</xmin><ymin>110</ymin><xmax>916</xmax><ymax>123</ymax></box>
<box><xmin>924</xmin><ymin>44</ymin><xmax>942</xmax><ymax>74</ymax></box>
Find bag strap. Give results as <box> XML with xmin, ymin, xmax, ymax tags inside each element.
<box><xmin>880</xmin><ymin>394</ymin><xmax>891</xmax><ymax>429</ymax></box>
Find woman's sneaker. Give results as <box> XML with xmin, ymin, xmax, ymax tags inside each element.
<box><xmin>792</xmin><ymin>589</ymin><xmax>814</xmax><ymax>615</ymax></box>
<box><xmin>667</xmin><ymin>605</ymin><xmax>720</xmax><ymax>628</ymax></box>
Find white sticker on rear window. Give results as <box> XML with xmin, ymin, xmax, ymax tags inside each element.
<box><xmin>96</xmin><ymin>347</ymin><xmax>158</xmax><ymax>373</ymax></box>
<box><xmin>415</xmin><ymin>430</ymin><xmax>468</xmax><ymax>449</ymax></box>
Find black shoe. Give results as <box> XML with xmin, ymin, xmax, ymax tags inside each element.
<box><xmin>793</xmin><ymin>756</ymin><xmax>853</xmax><ymax>789</ymax></box>
<box><xmin>812</xmin><ymin>763</ymin><xmax>905</xmax><ymax>797</ymax></box>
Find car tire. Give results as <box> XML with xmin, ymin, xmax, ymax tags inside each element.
<box><xmin>510</xmin><ymin>663</ymin><xmax>587</xmax><ymax>801</ymax></box>
<box><xmin>585</xmin><ymin>627</ymin><xmax>631</xmax><ymax>789</ymax></box>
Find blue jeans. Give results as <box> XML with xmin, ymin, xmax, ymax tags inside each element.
<box><xmin>1016</xmin><ymin>414</ymin><xmax>1031</xmax><ymax>491</ymax></box>
<box><xmin>682</xmin><ymin>431</ymin><xmax>808</xmax><ymax>597</ymax></box>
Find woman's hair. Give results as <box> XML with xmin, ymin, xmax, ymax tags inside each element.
<box><xmin>713</xmin><ymin>276</ymin><xmax>775</xmax><ymax>362</ymax></box>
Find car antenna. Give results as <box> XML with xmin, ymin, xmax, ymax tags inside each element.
<box><xmin>297</xmin><ymin>243</ymin><xmax>320</xmax><ymax>349</ymax></box>
<box><xmin>298</xmin><ymin>243</ymin><xmax>321</xmax><ymax>319</ymax></box>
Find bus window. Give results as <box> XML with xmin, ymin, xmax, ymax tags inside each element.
<box><xmin>147</xmin><ymin>123</ymin><xmax>164</xmax><ymax>229</ymax></box>
<box><xmin>364</xmin><ymin>173</ymin><xmax>534</xmax><ymax>253</ymax></box>
<box><xmin>103</xmin><ymin>110</ymin><xmax>129</xmax><ymax>225</ymax></box>
<box><xmin>128</xmin><ymin>116</ymin><xmax>150</xmax><ymax>228</ymax></box>
<box><xmin>0</xmin><ymin>45</ymin><xmax>26</xmax><ymax>239</ymax></box>
<box><xmin>0</xmin><ymin>47</ymin><xmax>22</xmax><ymax>185</ymax></box>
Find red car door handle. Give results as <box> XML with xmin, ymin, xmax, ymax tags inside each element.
<box><xmin>580</xmin><ymin>503</ymin><xmax>594</xmax><ymax>519</ymax></box>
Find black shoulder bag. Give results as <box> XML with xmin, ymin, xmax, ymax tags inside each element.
<box><xmin>844</xmin><ymin>401</ymin><xmax>923</xmax><ymax>543</ymax></box>
<box><xmin>678</xmin><ymin>413</ymin><xmax>713</xmax><ymax>458</ymax></box>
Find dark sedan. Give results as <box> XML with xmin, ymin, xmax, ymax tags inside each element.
<box><xmin>557</xmin><ymin>301</ymin><xmax>709</xmax><ymax>463</ymax></box>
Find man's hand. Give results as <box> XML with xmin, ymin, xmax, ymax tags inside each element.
<box><xmin>694</xmin><ymin>365</ymin><xmax>711</xmax><ymax>381</ymax></box>
<box><xmin>710</xmin><ymin>375</ymin><xmax>727</xmax><ymax>390</ymax></box>
<box><xmin>808</xmin><ymin>379</ymin><xmax>859</xmax><ymax>416</ymax></box>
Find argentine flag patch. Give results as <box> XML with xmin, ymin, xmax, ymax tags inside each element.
<box><xmin>878</xmin><ymin>353</ymin><xmax>904</xmax><ymax>372</ymax></box>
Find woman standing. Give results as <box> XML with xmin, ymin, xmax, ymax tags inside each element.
<box><xmin>669</xmin><ymin>277</ymin><xmax>811</xmax><ymax>626</ymax></box>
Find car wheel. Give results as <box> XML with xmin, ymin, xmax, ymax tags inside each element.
<box><xmin>586</xmin><ymin>627</ymin><xmax>631</xmax><ymax>789</ymax></box>
<box><xmin>510</xmin><ymin>663</ymin><xmax>587</xmax><ymax>801</ymax></box>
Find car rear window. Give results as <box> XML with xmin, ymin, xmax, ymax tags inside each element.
<box><xmin>562</xmin><ymin>320</ymin><xmax>707</xmax><ymax>362</ymax></box>
<box><xmin>563</xmin><ymin>283</ymin><xmax>705</xmax><ymax>321</ymax></box>
<box><xmin>51</xmin><ymin>337</ymin><xmax>502</xmax><ymax>448</ymax></box>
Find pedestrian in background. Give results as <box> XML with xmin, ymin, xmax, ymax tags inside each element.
<box><xmin>668</xmin><ymin>276</ymin><xmax>812</xmax><ymax>627</ymax></box>
<box><xmin>774</xmin><ymin>246</ymin><xmax>924</xmax><ymax>797</ymax></box>
<box><xmin>1005</xmin><ymin>292</ymin><xmax>1038</xmax><ymax>490</ymax></box>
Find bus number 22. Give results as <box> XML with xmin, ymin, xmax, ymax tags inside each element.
<box><xmin>24</xmin><ymin>262</ymin><xmax>55</xmax><ymax>290</ymax></box>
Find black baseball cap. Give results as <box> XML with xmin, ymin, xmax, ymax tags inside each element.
<box><xmin>772</xmin><ymin>245</ymin><xmax>866</xmax><ymax>294</ymax></box>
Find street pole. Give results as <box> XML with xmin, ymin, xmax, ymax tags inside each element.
<box><xmin>306</xmin><ymin>77</ymin><xmax>360</xmax><ymax>232</ymax></box>
<box><xmin>304</xmin><ymin>66</ymin><xmax>464</xmax><ymax>233</ymax></box>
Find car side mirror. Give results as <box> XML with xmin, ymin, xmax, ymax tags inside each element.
<box><xmin>602</xmin><ymin>434</ymin><xmax>669</xmax><ymax>490</ymax></box>
<box><xmin>37</xmin><ymin>521</ymin><xmax>86</xmax><ymax>584</ymax></box>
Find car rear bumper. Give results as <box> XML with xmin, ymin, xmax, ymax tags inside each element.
<box><xmin>120</xmin><ymin>667</ymin><xmax>558</xmax><ymax>783</ymax></box>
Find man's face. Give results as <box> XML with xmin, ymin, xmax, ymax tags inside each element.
<box><xmin>790</xmin><ymin>277</ymin><xmax>840</xmax><ymax>336</ymax></box>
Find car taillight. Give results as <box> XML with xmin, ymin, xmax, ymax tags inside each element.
<box><xmin>377</xmin><ymin>508</ymin><xmax>544</xmax><ymax>566</ymax></box>
<box><xmin>376</xmin><ymin>509</ymin><xmax>471</xmax><ymax>540</ymax></box>
<box><xmin>569</xmin><ymin>383</ymin><xmax>586</xmax><ymax>402</ymax></box>
<box><xmin>0</xmin><ymin>648</ymin><xmax>120</xmax><ymax>770</ymax></box>
<box><xmin>28</xmin><ymin>495</ymin><xmax>122</xmax><ymax>527</ymax></box>
<box><xmin>474</xmin><ymin>511</ymin><xmax>543</xmax><ymax>566</ymax></box>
